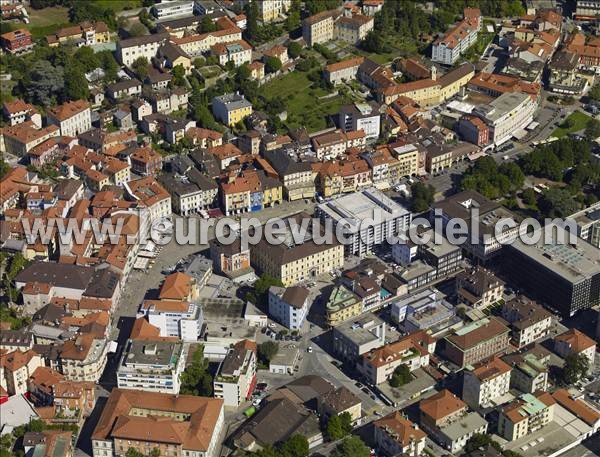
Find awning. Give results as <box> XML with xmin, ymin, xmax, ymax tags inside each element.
<box><xmin>512</xmin><ymin>128</ymin><xmax>528</xmax><ymax>140</ymax></box>
<box><xmin>526</xmin><ymin>121</ymin><xmax>539</xmax><ymax>130</ymax></box>
<box><xmin>468</xmin><ymin>151</ymin><xmax>487</xmax><ymax>161</ymax></box>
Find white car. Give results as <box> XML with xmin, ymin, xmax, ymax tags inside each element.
<box><xmin>307</xmin><ymin>346</ymin><xmax>313</xmax><ymax>353</ymax></box>
<box><xmin>268</xmin><ymin>323</ymin><xmax>276</xmax><ymax>328</ymax></box>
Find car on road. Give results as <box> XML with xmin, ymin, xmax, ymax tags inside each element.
<box><xmin>268</xmin><ymin>323</ymin><xmax>276</xmax><ymax>328</ymax></box>
<box><xmin>355</xmin><ymin>382</ymin><xmax>363</xmax><ymax>389</ymax></box>
<box><xmin>307</xmin><ymin>346</ymin><xmax>313</xmax><ymax>353</ymax></box>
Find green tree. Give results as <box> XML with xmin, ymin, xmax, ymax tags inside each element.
<box><xmin>132</xmin><ymin>56</ymin><xmax>150</xmax><ymax>81</ymax></box>
<box><xmin>179</xmin><ymin>345</ymin><xmax>213</xmax><ymax>396</ymax></box>
<box><xmin>389</xmin><ymin>364</ymin><xmax>411</xmax><ymax>387</ymax></box>
<box><xmin>73</xmin><ymin>46</ymin><xmax>100</xmax><ymax>72</ymax></box>
<box><xmin>64</xmin><ymin>65</ymin><xmax>90</xmax><ymax>101</ymax></box>
<box><xmin>279</xmin><ymin>434</ymin><xmax>309</xmax><ymax>457</ymax></box>
<box><xmin>585</xmin><ymin>119</ymin><xmax>600</xmax><ymax>139</ymax></box>
<box><xmin>465</xmin><ymin>434</ymin><xmax>502</xmax><ymax>453</ymax></box>
<box><xmin>361</xmin><ymin>30</ymin><xmax>385</xmax><ymax>53</ymax></box>
<box><xmin>244</xmin><ymin>1</ymin><xmax>259</xmax><ymax>41</ymax></box>
<box><xmin>288</xmin><ymin>42</ymin><xmax>302</xmax><ymax>59</ymax></box>
<box><xmin>265</xmin><ymin>56</ymin><xmax>282</xmax><ymax>74</ymax></box>
<box><xmin>28</xmin><ymin>60</ymin><xmax>65</xmax><ymax>106</ymax></box>
<box><xmin>410</xmin><ymin>182</ymin><xmax>435</xmax><ymax>213</ymax></box>
<box><xmin>521</xmin><ymin>188</ymin><xmax>537</xmax><ymax>206</ymax></box>
<box><xmin>129</xmin><ymin>22</ymin><xmax>148</xmax><ymax>38</ymax></box>
<box><xmin>561</xmin><ymin>353</ymin><xmax>590</xmax><ymax>385</ymax></box>
<box><xmin>331</xmin><ymin>436</ymin><xmax>370</xmax><ymax>457</ymax></box>
<box><xmin>149</xmin><ymin>449</ymin><xmax>161</xmax><ymax>457</ymax></box>
<box><xmin>201</xmin><ymin>15</ymin><xmax>216</xmax><ymax>32</ymax></box>
<box><xmin>258</xmin><ymin>341</ymin><xmax>279</xmax><ymax>363</ymax></box>
<box><xmin>326</xmin><ymin>415</ymin><xmax>345</xmax><ymax>441</ymax></box>
<box><xmin>125</xmin><ymin>449</ymin><xmax>144</xmax><ymax>457</ymax></box>
<box><xmin>538</xmin><ymin>188</ymin><xmax>578</xmax><ymax>218</ymax></box>
<box><xmin>171</xmin><ymin>64</ymin><xmax>186</xmax><ymax>87</ymax></box>
<box><xmin>589</xmin><ymin>85</ymin><xmax>600</xmax><ymax>102</ymax></box>
<box><xmin>0</xmin><ymin>160</ymin><xmax>9</xmax><ymax>179</ymax></box>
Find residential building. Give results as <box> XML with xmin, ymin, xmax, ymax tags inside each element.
<box><xmin>2</xmin><ymin>99</ymin><xmax>41</xmax><ymax>127</ymax></box>
<box><xmin>252</xmin><ymin>213</ymin><xmax>344</xmax><ymax>286</ymax></box>
<box><xmin>316</xmin><ymin>187</ymin><xmax>412</xmax><ymax>256</ymax></box>
<box><xmin>263</xmin><ymin>150</ymin><xmax>315</xmax><ymax>201</ymax></box>
<box><xmin>319</xmin><ymin>386</ymin><xmax>362</xmax><ymax>425</ymax></box>
<box><xmin>506</xmin><ymin>223</ymin><xmax>600</xmax><ymax>316</ymax></box>
<box><xmin>139</xmin><ymin>300</ymin><xmax>203</xmax><ymax>341</ymax></box>
<box><xmin>311</xmin><ymin>130</ymin><xmax>366</xmax><ymax>161</ymax></box>
<box><xmin>463</xmin><ymin>356</ymin><xmax>512</xmax><ymax>409</ymax></box>
<box><xmin>46</xmin><ymin>21</ymin><xmax>110</xmax><ymax>47</ymax></box>
<box><xmin>501</xmin><ymin>297</ymin><xmax>552</xmax><ymax>348</ymax></box>
<box><xmin>362</xmin><ymin>0</ymin><xmax>384</xmax><ymax>16</ymax></box>
<box><xmin>432</xmin><ymin>8</ymin><xmax>482</xmax><ymax>65</ymax></box>
<box><xmin>248</xmin><ymin>61</ymin><xmax>265</xmax><ymax>80</ymax></box>
<box><xmin>456</xmin><ymin>267</ymin><xmax>505</xmax><ymax>310</ymax></box>
<box><xmin>359</xmin><ymin>331</ymin><xmax>433</xmax><ymax>385</ymax></box>
<box><xmin>0</xmin><ymin>349</ymin><xmax>42</xmax><ymax>395</ymax></box>
<box><xmin>46</xmin><ymin>100</ymin><xmax>92</xmax><ymax>137</ymax></box>
<box><xmin>443</xmin><ymin>317</ymin><xmax>511</xmax><ymax>367</ymax></box>
<box><xmin>129</xmin><ymin>146</ymin><xmax>163</xmax><ymax>176</ymax></box>
<box><xmin>502</xmin><ymin>351</ymin><xmax>549</xmax><ymax>394</ymax></box>
<box><xmin>116</xmin><ymin>33</ymin><xmax>169</xmax><ymax>67</ymax></box>
<box><xmin>263</xmin><ymin>44</ymin><xmax>289</xmax><ymax>65</ymax></box>
<box><xmin>268</xmin><ymin>286</ymin><xmax>311</xmax><ymax>330</ymax></box>
<box><xmin>117</xmin><ymin>339</ymin><xmax>186</xmax><ymax>394</ymax></box>
<box><xmin>302</xmin><ymin>10</ymin><xmax>337</xmax><ymax>46</ymax></box>
<box><xmin>107</xmin><ymin>79</ymin><xmax>142</xmax><ymax>100</ymax></box>
<box><xmin>1</xmin><ymin>122</ymin><xmax>60</xmax><ymax>157</ymax></box>
<box><xmin>324</xmin><ymin>56</ymin><xmax>364</xmax><ymax>85</ymax></box>
<box><xmin>0</xmin><ymin>28</ymin><xmax>33</xmax><ymax>54</ymax></box>
<box><xmin>552</xmin><ymin>389</ymin><xmax>600</xmax><ymax>437</ymax></box>
<box><xmin>209</xmin><ymin>238</ymin><xmax>252</xmax><ymax>280</ymax></box>
<box><xmin>185</xmin><ymin>127</ymin><xmax>223</xmax><ymax>149</ymax></box>
<box><xmin>554</xmin><ymin>329</ymin><xmax>596</xmax><ymax>374</ymax></box>
<box><xmin>257</xmin><ymin>0</ymin><xmax>291</xmax><ymax>22</ymax></box>
<box><xmin>213</xmin><ymin>339</ymin><xmax>257</xmax><ymax>407</ymax></box>
<box><xmin>212</xmin><ymin>93</ymin><xmax>253</xmax><ymax>126</ymax></box>
<box><xmin>373</xmin><ymin>412</ymin><xmax>426</xmax><ymax>457</ymax></box>
<box><xmin>326</xmin><ymin>285</ymin><xmax>362</xmax><ymax>327</ymax></box>
<box><xmin>332</xmin><ymin>314</ymin><xmax>386</xmax><ymax>362</ymax></box>
<box><xmin>126</xmin><ymin>176</ymin><xmax>171</xmax><ymax>223</ymax></box>
<box><xmin>59</xmin><ymin>334</ymin><xmax>108</xmax><ymax>382</ymax></box>
<box><xmin>498</xmin><ymin>392</ymin><xmax>555</xmax><ymax>441</ymax></box>
<box><xmin>338</xmin><ymin>102</ymin><xmax>381</xmax><ymax>140</ymax></box>
<box><xmin>468</xmin><ymin>72</ymin><xmax>541</xmax><ymax>97</ymax></box>
<box><xmin>419</xmin><ymin>389</ymin><xmax>488</xmax><ymax>453</ymax></box>
<box><xmin>458</xmin><ymin>115</ymin><xmax>490</xmax><ymax>146</ymax></box>
<box><xmin>152</xmin><ymin>0</ymin><xmax>194</xmax><ymax>20</ymax></box>
<box><xmin>91</xmin><ymin>389</ymin><xmax>224</xmax><ymax>457</ymax></box>
<box><xmin>548</xmin><ymin>50</ymin><xmax>589</xmax><ymax>95</ymax></box>
<box><xmin>470</xmin><ymin>91</ymin><xmax>538</xmax><ymax>146</ymax></box>
<box><xmin>567</xmin><ymin>202</ymin><xmax>600</xmax><ymax>249</ymax></box>
<box><xmin>335</xmin><ymin>14</ymin><xmax>374</xmax><ymax>44</ymax></box>
<box><xmin>159</xmin><ymin>170</ymin><xmax>218</xmax><ymax>216</ymax></box>
<box><xmin>390</xmin><ymin>288</ymin><xmax>456</xmax><ymax>333</ymax></box>
<box><xmin>433</xmin><ymin>191</ymin><xmax>524</xmax><ymax>261</ymax></box>
<box><xmin>211</xmin><ymin>40</ymin><xmax>252</xmax><ymax>67</ymax></box>
<box><xmin>170</xmin><ymin>18</ymin><xmax>242</xmax><ymax>56</ymax></box>
<box><xmin>565</xmin><ymin>32</ymin><xmax>600</xmax><ymax>72</ymax></box>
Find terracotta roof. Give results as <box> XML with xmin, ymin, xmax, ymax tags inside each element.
<box><xmin>141</xmin><ymin>299</ymin><xmax>192</xmax><ymax>313</ymax></box>
<box><xmin>29</xmin><ymin>366</ymin><xmax>65</xmax><ymax>391</ymax></box>
<box><xmin>552</xmin><ymin>389</ymin><xmax>600</xmax><ymax>426</ymax></box>
<box><xmin>325</xmin><ymin>56</ymin><xmax>364</xmax><ymax>73</ymax></box>
<box><xmin>0</xmin><ymin>349</ymin><xmax>38</xmax><ymax>371</ymax></box>
<box><xmin>446</xmin><ymin>317</ymin><xmax>509</xmax><ymax>350</ymax></box>
<box><xmin>555</xmin><ymin>329</ymin><xmax>596</xmax><ymax>353</ymax></box>
<box><xmin>159</xmin><ymin>272</ymin><xmax>195</xmax><ymax>301</ymax></box>
<box><xmin>363</xmin><ymin>332</ymin><xmax>428</xmax><ymax>368</ymax></box>
<box><xmin>3</xmin><ymin>99</ymin><xmax>35</xmax><ymax>115</ymax></box>
<box><xmin>468</xmin><ymin>355</ymin><xmax>511</xmax><ymax>381</ymax></box>
<box><xmin>373</xmin><ymin>411</ymin><xmax>426</xmax><ymax>446</ymax></box>
<box><xmin>47</xmin><ymin>100</ymin><xmax>90</xmax><ymax>121</ymax></box>
<box><xmin>419</xmin><ymin>389</ymin><xmax>466</xmax><ymax>421</ymax></box>
<box><xmin>130</xmin><ymin>317</ymin><xmax>178</xmax><ymax>342</ymax></box>
<box><xmin>2</xmin><ymin>122</ymin><xmax>59</xmax><ymax>145</ymax></box>
<box><xmin>127</xmin><ymin>176</ymin><xmax>170</xmax><ymax>208</ymax></box>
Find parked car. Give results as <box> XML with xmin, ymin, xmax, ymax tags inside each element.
<box><xmin>307</xmin><ymin>346</ymin><xmax>313</xmax><ymax>353</ymax></box>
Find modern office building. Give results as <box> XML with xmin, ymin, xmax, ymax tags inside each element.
<box><xmin>506</xmin><ymin>223</ymin><xmax>600</xmax><ymax>316</ymax></box>
<box><xmin>139</xmin><ymin>300</ymin><xmax>203</xmax><ymax>341</ymax></box>
<box><xmin>567</xmin><ymin>202</ymin><xmax>600</xmax><ymax>248</ymax></box>
<box><xmin>316</xmin><ymin>187</ymin><xmax>411</xmax><ymax>256</ymax></box>
<box><xmin>390</xmin><ymin>288</ymin><xmax>456</xmax><ymax>333</ymax></box>
<box><xmin>117</xmin><ymin>339</ymin><xmax>186</xmax><ymax>394</ymax></box>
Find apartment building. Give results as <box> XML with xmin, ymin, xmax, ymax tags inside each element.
<box><xmin>59</xmin><ymin>334</ymin><xmax>108</xmax><ymax>382</ymax></box>
<box><xmin>567</xmin><ymin>202</ymin><xmax>600</xmax><ymax>249</ymax></box>
<box><xmin>209</xmin><ymin>238</ymin><xmax>252</xmax><ymax>279</ymax></box>
<box><xmin>152</xmin><ymin>0</ymin><xmax>194</xmax><ymax>20</ymax></box>
<box><xmin>213</xmin><ymin>339</ymin><xmax>257</xmax><ymax>407</ymax></box>
<box><xmin>502</xmin><ymin>351</ymin><xmax>549</xmax><ymax>394</ymax></box>
<box><xmin>91</xmin><ymin>389</ymin><xmax>224</xmax><ymax>457</ymax></box>
<box><xmin>319</xmin><ymin>386</ymin><xmax>362</xmax><ymax>425</ymax></box>
<box><xmin>47</xmin><ymin>100</ymin><xmax>92</xmax><ymax>137</ymax></box>
<box><xmin>458</xmin><ymin>115</ymin><xmax>490</xmax><ymax>146</ymax></box>
<box><xmin>159</xmin><ymin>170</ymin><xmax>218</xmax><ymax>216</ymax></box>
<box><xmin>0</xmin><ymin>28</ymin><xmax>33</xmax><ymax>54</ymax></box>
<box><xmin>565</xmin><ymin>32</ymin><xmax>600</xmax><ymax>72</ymax></box>
<box><xmin>443</xmin><ymin>317</ymin><xmax>511</xmax><ymax>367</ymax></box>
<box><xmin>387</xmin><ymin>143</ymin><xmax>420</xmax><ymax>178</ymax></box>
<box><xmin>2</xmin><ymin>99</ymin><xmax>41</xmax><ymax>127</ymax></box>
<box><xmin>139</xmin><ymin>300</ymin><xmax>203</xmax><ymax>341</ymax></box>
<box><xmin>554</xmin><ymin>329</ymin><xmax>596</xmax><ymax>374</ymax></box>
<box><xmin>359</xmin><ymin>332</ymin><xmax>432</xmax><ymax>385</ymax></box>
<box><xmin>498</xmin><ymin>392</ymin><xmax>555</xmax><ymax>441</ymax></box>
<box><xmin>263</xmin><ymin>150</ymin><xmax>315</xmax><ymax>201</ymax></box>
<box><xmin>125</xmin><ymin>176</ymin><xmax>171</xmax><ymax>224</ymax></box>
<box><xmin>338</xmin><ymin>102</ymin><xmax>381</xmax><ymax>140</ymax></box>
<box><xmin>0</xmin><ymin>349</ymin><xmax>42</xmax><ymax>395</ymax></box>
<box><xmin>432</xmin><ymin>8</ymin><xmax>481</xmax><ymax>65</ymax></box>
<box><xmin>1</xmin><ymin>122</ymin><xmax>60</xmax><ymax>156</ymax></box>
<box><xmin>46</xmin><ymin>21</ymin><xmax>110</xmax><ymax>47</ymax></box>
<box><xmin>468</xmin><ymin>72</ymin><xmax>541</xmax><ymax>97</ymax></box>
<box><xmin>311</xmin><ymin>130</ymin><xmax>365</xmax><ymax>161</ymax></box>
<box><xmin>463</xmin><ymin>355</ymin><xmax>512</xmax><ymax>409</ymax></box>
<box><xmin>117</xmin><ymin>339</ymin><xmax>186</xmax><ymax>394</ymax></box>
<box><xmin>326</xmin><ymin>285</ymin><xmax>362</xmax><ymax>327</ymax></box>
<box><xmin>324</xmin><ymin>56</ymin><xmax>365</xmax><ymax>85</ymax></box>
<box><xmin>116</xmin><ymin>33</ymin><xmax>169</xmax><ymax>67</ymax></box>
<box><xmin>302</xmin><ymin>10</ymin><xmax>337</xmax><ymax>46</ymax></box>
<box><xmin>257</xmin><ymin>0</ymin><xmax>291</xmax><ymax>22</ymax></box>
<box><xmin>171</xmin><ymin>21</ymin><xmax>242</xmax><ymax>56</ymax></box>
<box><xmin>373</xmin><ymin>412</ymin><xmax>426</xmax><ymax>457</ymax></box>
<box><xmin>212</xmin><ymin>93</ymin><xmax>253</xmax><ymax>126</ymax></box>
<box><xmin>456</xmin><ymin>267</ymin><xmax>505</xmax><ymax>310</ymax></box>
<box><xmin>501</xmin><ymin>297</ymin><xmax>552</xmax><ymax>348</ymax></box>
<box><xmin>335</xmin><ymin>14</ymin><xmax>374</xmax><ymax>44</ymax></box>
<box><xmin>252</xmin><ymin>213</ymin><xmax>344</xmax><ymax>286</ymax></box>
<box><xmin>268</xmin><ymin>286</ymin><xmax>311</xmax><ymax>330</ymax></box>
<box><xmin>211</xmin><ymin>40</ymin><xmax>252</xmax><ymax>67</ymax></box>
<box><xmin>419</xmin><ymin>389</ymin><xmax>488</xmax><ymax>453</ymax></box>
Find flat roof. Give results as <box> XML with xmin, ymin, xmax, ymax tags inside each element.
<box><xmin>439</xmin><ymin>411</ymin><xmax>488</xmax><ymax>440</ymax></box>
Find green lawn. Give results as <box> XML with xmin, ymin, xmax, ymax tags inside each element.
<box><xmin>261</xmin><ymin>71</ymin><xmax>354</xmax><ymax>132</ymax></box>
<box><xmin>25</xmin><ymin>6</ymin><xmax>70</xmax><ymax>38</ymax></box>
<box><xmin>552</xmin><ymin>111</ymin><xmax>593</xmax><ymax>138</ymax></box>
<box><xmin>94</xmin><ymin>0</ymin><xmax>143</xmax><ymax>12</ymax></box>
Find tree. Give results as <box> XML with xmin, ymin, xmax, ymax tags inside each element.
<box><xmin>465</xmin><ymin>434</ymin><xmax>502</xmax><ymax>453</ymax></box>
<box><xmin>521</xmin><ymin>187</ymin><xmax>537</xmax><ymax>206</ymax></box>
<box><xmin>171</xmin><ymin>64</ymin><xmax>186</xmax><ymax>87</ymax></box>
<box><xmin>128</xmin><ymin>22</ymin><xmax>148</xmax><ymax>38</ymax></box>
<box><xmin>179</xmin><ymin>345</ymin><xmax>213</xmax><ymax>396</ymax></box>
<box><xmin>148</xmin><ymin>449</ymin><xmax>161</xmax><ymax>457</ymax></box>
<box><xmin>326</xmin><ymin>415</ymin><xmax>345</xmax><ymax>441</ymax></box>
<box><xmin>64</xmin><ymin>65</ymin><xmax>89</xmax><ymax>101</ymax></box>
<box><xmin>538</xmin><ymin>188</ymin><xmax>578</xmax><ymax>218</ymax></box>
<box><xmin>589</xmin><ymin>85</ymin><xmax>600</xmax><ymax>102</ymax></box>
<box><xmin>258</xmin><ymin>341</ymin><xmax>279</xmax><ymax>363</ymax></box>
<box><xmin>288</xmin><ymin>42</ymin><xmax>302</xmax><ymax>59</ymax></box>
<box><xmin>265</xmin><ymin>56</ymin><xmax>282</xmax><ymax>74</ymax></box>
<box><xmin>28</xmin><ymin>60</ymin><xmax>64</xmax><ymax>106</ymax></box>
<box><xmin>0</xmin><ymin>160</ymin><xmax>9</xmax><ymax>179</ymax></box>
<box><xmin>361</xmin><ymin>30</ymin><xmax>385</xmax><ymax>53</ymax></box>
<box><xmin>132</xmin><ymin>56</ymin><xmax>149</xmax><ymax>81</ymax></box>
<box><xmin>585</xmin><ymin>119</ymin><xmax>600</xmax><ymax>139</ymax></box>
<box><xmin>236</xmin><ymin>64</ymin><xmax>251</xmax><ymax>82</ymax></box>
<box><xmin>244</xmin><ymin>1</ymin><xmax>259</xmax><ymax>41</ymax></box>
<box><xmin>279</xmin><ymin>434</ymin><xmax>309</xmax><ymax>457</ymax></box>
<box><xmin>331</xmin><ymin>436</ymin><xmax>370</xmax><ymax>457</ymax></box>
<box><xmin>73</xmin><ymin>46</ymin><xmax>100</xmax><ymax>72</ymax></box>
<box><xmin>410</xmin><ymin>182</ymin><xmax>435</xmax><ymax>213</ymax></box>
<box><xmin>201</xmin><ymin>15</ymin><xmax>216</xmax><ymax>33</ymax></box>
<box><xmin>389</xmin><ymin>364</ymin><xmax>411</xmax><ymax>387</ymax></box>
<box><xmin>561</xmin><ymin>353</ymin><xmax>590</xmax><ymax>385</ymax></box>
<box><xmin>125</xmin><ymin>449</ymin><xmax>144</xmax><ymax>457</ymax></box>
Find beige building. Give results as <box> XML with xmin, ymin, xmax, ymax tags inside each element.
<box><xmin>258</xmin><ymin>0</ymin><xmax>291</xmax><ymax>22</ymax></box>
<box><xmin>59</xmin><ymin>334</ymin><xmax>108</xmax><ymax>382</ymax></box>
<box><xmin>373</xmin><ymin>412</ymin><xmax>426</xmax><ymax>457</ymax></box>
<box><xmin>319</xmin><ymin>386</ymin><xmax>362</xmax><ymax>425</ymax></box>
<box><xmin>335</xmin><ymin>14</ymin><xmax>374</xmax><ymax>44</ymax></box>
<box><xmin>1</xmin><ymin>122</ymin><xmax>60</xmax><ymax>156</ymax></box>
<box><xmin>211</xmin><ymin>40</ymin><xmax>252</xmax><ymax>67</ymax></box>
<box><xmin>302</xmin><ymin>10</ymin><xmax>336</xmax><ymax>46</ymax></box>
<box><xmin>326</xmin><ymin>285</ymin><xmax>362</xmax><ymax>327</ymax></box>
<box><xmin>463</xmin><ymin>355</ymin><xmax>511</xmax><ymax>409</ymax></box>
<box><xmin>554</xmin><ymin>329</ymin><xmax>596</xmax><ymax>374</ymax></box>
<box><xmin>501</xmin><ymin>297</ymin><xmax>552</xmax><ymax>348</ymax></box>
<box><xmin>251</xmin><ymin>213</ymin><xmax>344</xmax><ymax>286</ymax></box>
<box><xmin>0</xmin><ymin>349</ymin><xmax>43</xmax><ymax>396</ymax></box>
<box><xmin>498</xmin><ymin>391</ymin><xmax>555</xmax><ymax>441</ymax></box>
<box><xmin>456</xmin><ymin>266</ymin><xmax>505</xmax><ymax>310</ymax></box>
<box><xmin>47</xmin><ymin>100</ymin><xmax>92</xmax><ymax>137</ymax></box>
<box><xmin>324</xmin><ymin>56</ymin><xmax>364</xmax><ymax>85</ymax></box>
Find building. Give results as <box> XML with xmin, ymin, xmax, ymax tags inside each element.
<box><xmin>0</xmin><ymin>28</ymin><xmax>33</xmax><ymax>54</ymax></box>
<box><xmin>335</xmin><ymin>14</ymin><xmax>374</xmax><ymax>44</ymax></box>
<box><xmin>470</xmin><ymin>91</ymin><xmax>537</xmax><ymax>146</ymax></box>
<box><xmin>567</xmin><ymin>202</ymin><xmax>600</xmax><ymax>249</ymax></box>
<box><xmin>502</xmin><ymin>351</ymin><xmax>549</xmax><ymax>394</ymax></box>
<box><xmin>212</xmin><ymin>93</ymin><xmax>253</xmax><ymax>126</ymax></box>
<box><xmin>139</xmin><ymin>300</ymin><xmax>203</xmax><ymax>342</ymax></box>
<box><xmin>463</xmin><ymin>356</ymin><xmax>512</xmax><ymax>409</ymax></box>
<box><xmin>251</xmin><ymin>213</ymin><xmax>344</xmax><ymax>286</ymax></box>
<box><xmin>152</xmin><ymin>0</ymin><xmax>194</xmax><ymax>20</ymax></box>
<box><xmin>91</xmin><ymin>389</ymin><xmax>224</xmax><ymax>457</ymax></box>
<box><xmin>359</xmin><ymin>331</ymin><xmax>433</xmax><ymax>385</ymax></box>
<box><xmin>548</xmin><ymin>50</ymin><xmax>589</xmax><ymax>95</ymax></box>
<box><xmin>506</xmin><ymin>223</ymin><xmax>600</xmax><ymax>316</ymax></box>
<box><xmin>214</xmin><ymin>339</ymin><xmax>257</xmax><ymax>407</ymax></box>
<box><xmin>46</xmin><ymin>21</ymin><xmax>110</xmax><ymax>47</ymax></box>
<box><xmin>433</xmin><ymin>190</ymin><xmax>524</xmax><ymax>261</ymax></box>
<box><xmin>316</xmin><ymin>187</ymin><xmax>412</xmax><ymax>256</ymax></box>
<box><xmin>390</xmin><ymin>288</ymin><xmax>456</xmax><ymax>333</ymax></box>
<box><xmin>551</xmin><ymin>388</ymin><xmax>600</xmax><ymax>437</ymax></box>
<box><xmin>263</xmin><ymin>150</ymin><xmax>315</xmax><ymax>201</ymax></box>
<box><xmin>554</xmin><ymin>329</ymin><xmax>596</xmax><ymax>374</ymax></box>
<box><xmin>456</xmin><ymin>267</ymin><xmax>505</xmax><ymax>310</ymax></box>
<box><xmin>468</xmin><ymin>72</ymin><xmax>541</xmax><ymax>98</ymax></box>
<box><xmin>419</xmin><ymin>389</ymin><xmax>488</xmax><ymax>453</ymax></box>
<box><xmin>501</xmin><ymin>297</ymin><xmax>552</xmax><ymax>348</ymax></box>
<box><xmin>257</xmin><ymin>0</ymin><xmax>291</xmax><ymax>22</ymax></box>
<box><xmin>1</xmin><ymin>122</ymin><xmax>60</xmax><ymax>157</ymax></box>
<box><xmin>319</xmin><ymin>386</ymin><xmax>362</xmax><ymax>425</ymax></box>
<box><xmin>0</xmin><ymin>349</ymin><xmax>42</xmax><ymax>396</ymax></box>
<box><xmin>159</xmin><ymin>170</ymin><xmax>218</xmax><ymax>216</ymax></box>
<box><xmin>458</xmin><ymin>115</ymin><xmax>490</xmax><ymax>146</ymax></box>
<box><xmin>116</xmin><ymin>33</ymin><xmax>169</xmax><ymax>67</ymax></box>
<box><xmin>2</xmin><ymin>99</ymin><xmax>41</xmax><ymax>127</ymax></box>
<box><xmin>498</xmin><ymin>392</ymin><xmax>555</xmax><ymax>441</ymax></box>
<box><xmin>209</xmin><ymin>238</ymin><xmax>252</xmax><ymax>280</ymax></box>
<box><xmin>443</xmin><ymin>317</ymin><xmax>511</xmax><ymax>367</ymax></box>
<box><xmin>332</xmin><ymin>314</ymin><xmax>386</xmax><ymax>362</ymax></box>
<box><xmin>125</xmin><ymin>176</ymin><xmax>171</xmax><ymax>223</ymax></box>
<box><xmin>302</xmin><ymin>10</ymin><xmax>337</xmax><ymax>46</ymax></box>
<box><xmin>107</xmin><ymin>79</ymin><xmax>142</xmax><ymax>100</ymax></box>
<box><xmin>268</xmin><ymin>286</ymin><xmax>310</xmax><ymax>330</ymax></box>
<box><xmin>211</xmin><ymin>40</ymin><xmax>252</xmax><ymax>67</ymax></box>
<box><xmin>46</xmin><ymin>100</ymin><xmax>92</xmax><ymax>137</ymax></box>
<box><xmin>373</xmin><ymin>412</ymin><xmax>426</xmax><ymax>457</ymax></box>
<box><xmin>324</xmin><ymin>56</ymin><xmax>364</xmax><ymax>85</ymax></box>
<box><xmin>338</xmin><ymin>102</ymin><xmax>381</xmax><ymax>140</ymax></box>
<box><xmin>59</xmin><ymin>334</ymin><xmax>108</xmax><ymax>382</ymax></box>
<box><xmin>117</xmin><ymin>339</ymin><xmax>186</xmax><ymax>394</ymax></box>
<box><xmin>326</xmin><ymin>285</ymin><xmax>362</xmax><ymax>327</ymax></box>
<box><xmin>432</xmin><ymin>8</ymin><xmax>482</xmax><ymax>65</ymax></box>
